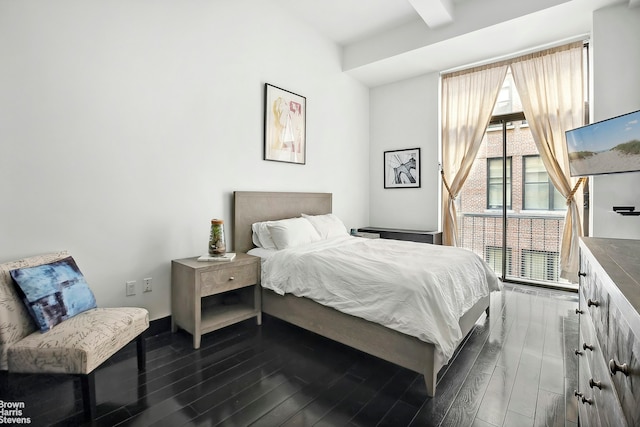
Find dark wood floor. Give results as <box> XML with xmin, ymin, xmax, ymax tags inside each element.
<box><xmin>1</xmin><ymin>284</ymin><xmax>579</xmax><ymax>427</ymax></box>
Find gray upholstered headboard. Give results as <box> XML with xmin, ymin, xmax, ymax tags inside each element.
<box><xmin>233</xmin><ymin>191</ymin><xmax>332</xmax><ymax>254</ymax></box>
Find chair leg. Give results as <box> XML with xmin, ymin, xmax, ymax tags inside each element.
<box><xmin>136</xmin><ymin>335</ymin><xmax>146</xmax><ymax>371</ymax></box>
<box><xmin>80</xmin><ymin>372</ymin><xmax>96</xmax><ymax>421</ymax></box>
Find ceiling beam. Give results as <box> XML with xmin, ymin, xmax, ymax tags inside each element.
<box><xmin>408</xmin><ymin>0</ymin><xmax>454</xmax><ymax>27</ymax></box>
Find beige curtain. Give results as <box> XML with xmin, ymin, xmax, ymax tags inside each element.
<box><xmin>510</xmin><ymin>42</ymin><xmax>585</xmax><ymax>279</ymax></box>
<box><xmin>441</xmin><ymin>63</ymin><xmax>509</xmax><ymax>246</ymax></box>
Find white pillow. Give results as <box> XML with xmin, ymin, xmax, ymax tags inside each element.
<box><xmin>251</xmin><ymin>221</ymin><xmax>277</xmax><ymax>250</ymax></box>
<box><xmin>301</xmin><ymin>213</ymin><xmax>348</xmax><ymax>239</ymax></box>
<box><xmin>266</xmin><ymin>217</ymin><xmax>321</xmax><ymax>249</ymax></box>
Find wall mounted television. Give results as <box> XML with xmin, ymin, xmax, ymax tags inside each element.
<box><xmin>565</xmin><ymin>109</ymin><xmax>640</xmax><ymax>177</ymax></box>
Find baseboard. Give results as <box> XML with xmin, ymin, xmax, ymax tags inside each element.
<box><xmin>145</xmin><ymin>316</ymin><xmax>172</xmax><ymax>337</ymax></box>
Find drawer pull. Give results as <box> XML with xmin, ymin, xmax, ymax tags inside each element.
<box><xmin>574</xmin><ymin>390</ymin><xmax>583</xmax><ymax>398</ymax></box>
<box><xmin>575</xmin><ymin>308</ymin><xmax>584</xmax><ymax>315</ymax></box>
<box><xmin>609</xmin><ymin>359</ymin><xmax>630</xmax><ymax>376</ymax></box>
<box><xmin>581</xmin><ymin>396</ymin><xmax>594</xmax><ymax>405</ymax></box>
<box><xmin>583</xmin><ymin>343</ymin><xmax>594</xmax><ymax>352</ymax></box>
<box><xmin>578</xmin><ymin>271</ymin><xmax>587</xmax><ymax>277</ymax></box>
<box><xmin>229</xmin><ymin>276</ymin><xmax>235</xmax><ymax>281</ymax></box>
<box><xmin>587</xmin><ymin>299</ymin><xmax>600</xmax><ymax>308</ymax></box>
<box><xmin>574</xmin><ymin>349</ymin><xmax>583</xmax><ymax>356</ymax></box>
<box><xmin>588</xmin><ymin>378</ymin><xmax>602</xmax><ymax>389</ymax></box>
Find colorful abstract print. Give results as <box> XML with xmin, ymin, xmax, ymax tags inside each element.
<box><xmin>10</xmin><ymin>256</ymin><xmax>97</xmax><ymax>332</ymax></box>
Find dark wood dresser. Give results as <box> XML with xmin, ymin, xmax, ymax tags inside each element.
<box><xmin>576</xmin><ymin>238</ymin><xmax>640</xmax><ymax>427</ymax></box>
<box><xmin>357</xmin><ymin>227</ymin><xmax>442</xmax><ymax>245</ymax></box>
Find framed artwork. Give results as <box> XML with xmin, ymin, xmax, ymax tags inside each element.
<box><xmin>384</xmin><ymin>148</ymin><xmax>421</xmax><ymax>188</ymax></box>
<box><xmin>264</xmin><ymin>83</ymin><xmax>306</xmax><ymax>164</ymax></box>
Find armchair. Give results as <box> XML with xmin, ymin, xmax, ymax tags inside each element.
<box><xmin>0</xmin><ymin>251</ymin><xmax>149</xmax><ymax>421</ymax></box>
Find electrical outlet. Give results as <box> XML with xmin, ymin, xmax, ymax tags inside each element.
<box><xmin>143</xmin><ymin>277</ymin><xmax>152</xmax><ymax>293</ymax></box>
<box><xmin>126</xmin><ymin>281</ymin><xmax>136</xmax><ymax>296</ymax></box>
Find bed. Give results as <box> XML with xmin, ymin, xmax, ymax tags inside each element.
<box><xmin>233</xmin><ymin>191</ymin><xmax>499</xmax><ymax>396</ymax></box>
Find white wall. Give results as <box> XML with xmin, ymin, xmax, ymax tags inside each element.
<box><xmin>369</xmin><ymin>73</ymin><xmax>441</xmax><ymax>230</ymax></box>
<box><xmin>0</xmin><ymin>0</ymin><xmax>370</xmax><ymax>320</ymax></box>
<box><xmin>591</xmin><ymin>3</ymin><xmax>640</xmax><ymax>238</ymax></box>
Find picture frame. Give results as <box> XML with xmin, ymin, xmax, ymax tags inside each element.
<box><xmin>264</xmin><ymin>83</ymin><xmax>306</xmax><ymax>165</ymax></box>
<box><xmin>384</xmin><ymin>148</ymin><xmax>421</xmax><ymax>188</ymax></box>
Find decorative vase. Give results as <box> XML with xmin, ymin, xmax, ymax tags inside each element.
<box><xmin>208</xmin><ymin>219</ymin><xmax>226</xmax><ymax>256</ymax></box>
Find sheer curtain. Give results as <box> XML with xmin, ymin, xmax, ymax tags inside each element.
<box><xmin>441</xmin><ymin>63</ymin><xmax>508</xmax><ymax>246</ymax></box>
<box><xmin>510</xmin><ymin>42</ymin><xmax>585</xmax><ymax>279</ymax></box>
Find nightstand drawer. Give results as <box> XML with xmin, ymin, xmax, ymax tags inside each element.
<box><xmin>200</xmin><ymin>262</ymin><xmax>258</xmax><ymax>296</ymax></box>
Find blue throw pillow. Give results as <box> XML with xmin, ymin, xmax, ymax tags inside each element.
<box><xmin>10</xmin><ymin>256</ymin><xmax>97</xmax><ymax>332</ymax></box>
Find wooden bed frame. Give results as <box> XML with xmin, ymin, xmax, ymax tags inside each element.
<box><xmin>233</xmin><ymin>191</ymin><xmax>489</xmax><ymax>396</ymax></box>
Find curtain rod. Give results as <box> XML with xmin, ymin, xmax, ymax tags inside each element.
<box><xmin>441</xmin><ymin>34</ymin><xmax>589</xmax><ymax>75</ymax></box>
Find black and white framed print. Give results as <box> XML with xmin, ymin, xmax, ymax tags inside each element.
<box><xmin>384</xmin><ymin>148</ymin><xmax>420</xmax><ymax>188</ymax></box>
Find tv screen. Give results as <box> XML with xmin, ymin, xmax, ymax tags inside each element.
<box><xmin>565</xmin><ymin>109</ymin><xmax>640</xmax><ymax>177</ymax></box>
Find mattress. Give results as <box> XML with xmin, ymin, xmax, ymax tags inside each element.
<box><xmin>253</xmin><ymin>236</ymin><xmax>501</xmax><ymax>361</ymax></box>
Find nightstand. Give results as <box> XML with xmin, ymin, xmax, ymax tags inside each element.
<box><xmin>171</xmin><ymin>253</ymin><xmax>261</xmax><ymax>349</ymax></box>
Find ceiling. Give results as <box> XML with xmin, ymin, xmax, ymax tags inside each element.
<box><xmin>272</xmin><ymin>0</ymin><xmax>634</xmax><ymax>87</ymax></box>
<box><xmin>272</xmin><ymin>0</ymin><xmax>464</xmax><ymax>46</ymax></box>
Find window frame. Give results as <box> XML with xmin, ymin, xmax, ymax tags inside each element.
<box><xmin>522</xmin><ymin>154</ymin><xmax>566</xmax><ymax>211</ymax></box>
<box><xmin>486</xmin><ymin>156</ymin><xmax>512</xmax><ymax>210</ymax></box>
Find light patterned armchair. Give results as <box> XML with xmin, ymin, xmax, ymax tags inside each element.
<box><xmin>0</xmin><ymin>251</ymin><xmax>149</xmax><ymax>420</ymax></box>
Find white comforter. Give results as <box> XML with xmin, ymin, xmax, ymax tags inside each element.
<box><xmin>259</xmin><ymin>236</ymin><xmax>501</xmax><ymax>362</ymax></box>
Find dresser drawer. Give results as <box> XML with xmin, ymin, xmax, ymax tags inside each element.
<box><xmin>589</xmin><ymin>336</ymin><xmax>627</xmax><ymax>427</ymax></box>
<box><xmin>579</xmin><ymin>291</ymin><xmax>599</xmax><ymax>368</ymax></box>
<box><xmin>576</xmin><ymin>341</ymin><xmax>599</xmax><ymax>427</ymax></box>
<box><xmin>606</xmin><ymin>302</ymin><xmax>640</xmax><ymax>427</ymax></box>
<box><xmin>580</xmin><ymin>255</ymin><xmax>610</xmax><ymax>355</ymax></box>
<box><xmin>200</xmin><ymin>262</ymin><xmax>258</xmax><ymax>296</ymax></box>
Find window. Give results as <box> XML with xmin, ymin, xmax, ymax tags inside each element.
<box><xmin>523</xmin><ymin>155</ymin><xmax>566</xmax><ymax>210</ymax></box>
<box><xmin>493</xmin><ymin>73</ymin><xmax>515</xmax><ymax>115</ymax></box>
<box><xmin>521</xmin><ymin>249</ymin><xmax>559</xmax><ymax>282</ymax></box>
<box><xmin>455</xmin><ymin>44</ymin><xmax>587</xmax><ymax>288</ymax></box>
<box><xmin>486</xmin><ymin>246</ymin><xmax>512</xmax><ymax>276</ymax></box>
<box><xmin>487</xmin><ymin>157</ymin><xmax>511</xmax><ymax>209</ymax></box>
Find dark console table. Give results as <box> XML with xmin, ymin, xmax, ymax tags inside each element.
<box><xmin>357</xmin><ymin>227</ymin><xmax>442</xmax><ymax>245</ymax></box>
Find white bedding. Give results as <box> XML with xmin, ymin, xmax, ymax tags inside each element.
<box><xmin>258</xmin><ymin>236</ymin><xmax>501</xmax><ymax>362</ymax></box>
